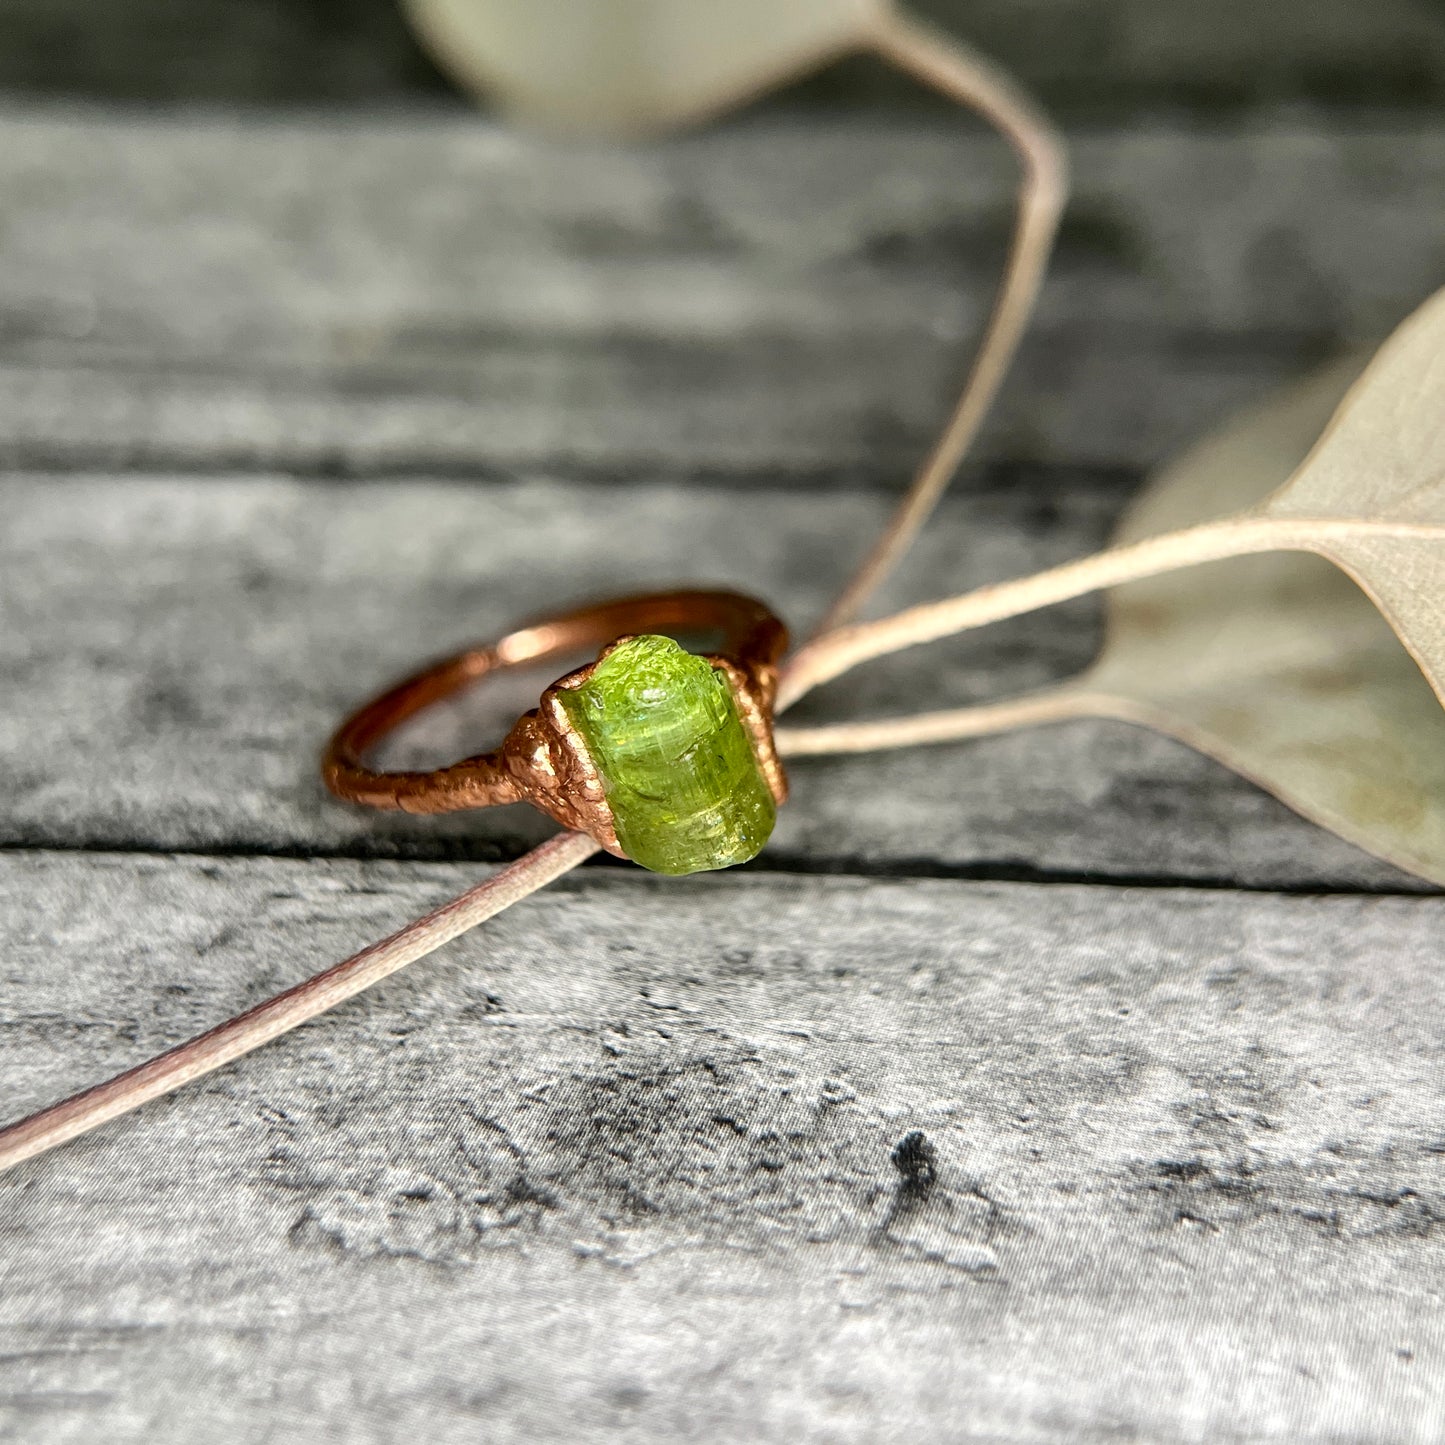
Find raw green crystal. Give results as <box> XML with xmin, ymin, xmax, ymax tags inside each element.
<box><xmin>559</xmin><ymin>634</ymin><xmax>776</xmax><ymax>875</ymax></box>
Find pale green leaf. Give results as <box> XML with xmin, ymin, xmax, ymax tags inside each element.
<box><xmin>402</xmin><ymin>0</ymin><xmax>880</xmax><ymax>135</ymax></box>
<box><xmin>782</xmin><ymin>290</ymin><xmax>1445</xmax><ymax>884</ymax></box>
<box><xmin>1085</xmin><ymin>352</ymin><xmax>1445</xmax><ymax>884</ymax></box>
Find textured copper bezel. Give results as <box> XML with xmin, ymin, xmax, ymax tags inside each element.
<box><xmin>529</xmin><ymin>637</ymin><xmax>787</xmax><ymax>860</ymax></box>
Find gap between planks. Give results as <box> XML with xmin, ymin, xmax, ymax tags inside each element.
<box><xmin>0</xmin><ymin>842</ymin><xmax>1435</xmax><ymax>899</ymax></box>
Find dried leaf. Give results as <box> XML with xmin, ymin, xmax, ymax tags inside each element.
<box><xmin>401</xmin><ymin>0</ymin><xmax>880</xmax><ymax>135</ymax></box>
<box><xmin>1081</xmin><ymin>353</ymin><xmax>1445</xmax><ymax>885</ymax></box>
<box><xmin>782</xmin><ymin>288</ymin><xmax>1445</xmax><ymax>883</ymax></box>
<box><xmin>1255</xmin><ymin>288</ymin><xmax>1445</xmax><ymax>701</ymax></box>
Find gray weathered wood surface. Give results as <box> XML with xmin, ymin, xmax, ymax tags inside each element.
<box><xmin>1</xmin><ymin>470</ymin><xmax>1428</xmax><ymax>892</ymax></box>
<box><xmin>3</xmin><ymin>114</ymin><xmax>1441</xmax><ymax>479</ymax></box>
<box><xmin>1</xmin><ymin>0</ymin><xmax>1443</xmax><ymax>112</ymax></box>
<box><xmin>5</xmin><ymin>855</ymin><xmax>1445</xmax><ymax>1443</ymax></box>
<box><xmin>2</xmin><ymin>110</ymin><xmax>1444</xmax><ymax>1442</ymax></box>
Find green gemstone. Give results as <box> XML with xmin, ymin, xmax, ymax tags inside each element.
<box><xmin>558</xmin><ymin>634</ymin><xmax>776</xmax><ymax>875</ymax></box>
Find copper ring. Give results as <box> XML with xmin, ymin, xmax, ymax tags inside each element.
<box><xmin>322</xmin><ymin>590</ymin><xmax>789</xmax><ymax>858</ymax></box>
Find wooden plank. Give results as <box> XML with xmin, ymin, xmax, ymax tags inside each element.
<box><xmin>1</xmin><ymin>472</ymin><xmax>1422</xmax><ymax>889</ymax></box>
<box><xmin>2</xmin><ymin>851</ymin><xmax>1443</xmax><ymax>1442</ymax></box>
<box><xmin>1</xmin><ymin>115</ymin><xmax>1441</xmax><ymax>478</ymax></box>
<box><xmin>0</xmin><ymin>0</ymin><xmax>1442</xmax><ymax>113</ymax></box>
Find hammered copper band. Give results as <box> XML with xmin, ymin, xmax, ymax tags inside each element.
<box><xmin>322</xmin><ymin>590</ymin><xmax>788</xmax><ymax>850</ymax></box>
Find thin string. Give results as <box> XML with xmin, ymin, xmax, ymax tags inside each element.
<box><xmin>776</xmin><ymin>686</ymin><xmax>1102</xmax><ymax>757</ymax></box>
<box><xmin>779</xmin><ymin>516</ymin><xmax>1445</xmax><ymax>714</ymax></box>
<box><xmin>0</xmin><ymin>832</ymin><xmax>600</xmax><ymax>1175</ymax></box>
<box><xmin>811</xmin><ymin>4</ymin><xmax>1067</xmax><ymax>638</ymax></box>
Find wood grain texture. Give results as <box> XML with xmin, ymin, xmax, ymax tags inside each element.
<box><xmin>0</xmin><ymin>471</ymin><xmax>1424</xmax><ymax>890</ymax></box>
<box><xmin>1</xmin><ymin>115</ymin><xmax>1441</xmax><ymax>480</ymax></box>
<box><xmin>3</xmin><ymin>851</ymin><xmax>1443</xmax><ymax>1443</ymax></box>
<box><xmin>3</xmin><ymin>101</ymin><xmax>1442</xmax><ymax>1442</ymax></box>
<box><xmin>10</xmin><ymin>120</ymin><xmax>1437</xmax><ymax>884</ymax></box>
<box><xmin>0</xmin><ymin>0</ymin><xmax>1442</xmax><ymax>112</ymax></box>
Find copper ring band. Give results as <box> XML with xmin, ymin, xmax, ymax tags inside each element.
<box><xmin>322</xmin><ymin>589</ymin><xmax>789</xmax><ymax>857</ymax></box>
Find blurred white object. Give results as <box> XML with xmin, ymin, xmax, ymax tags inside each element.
<box><xmin>402</xmin><ymin>0</ymin><xmax>880</xmax><ymax>134</ymax></box>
